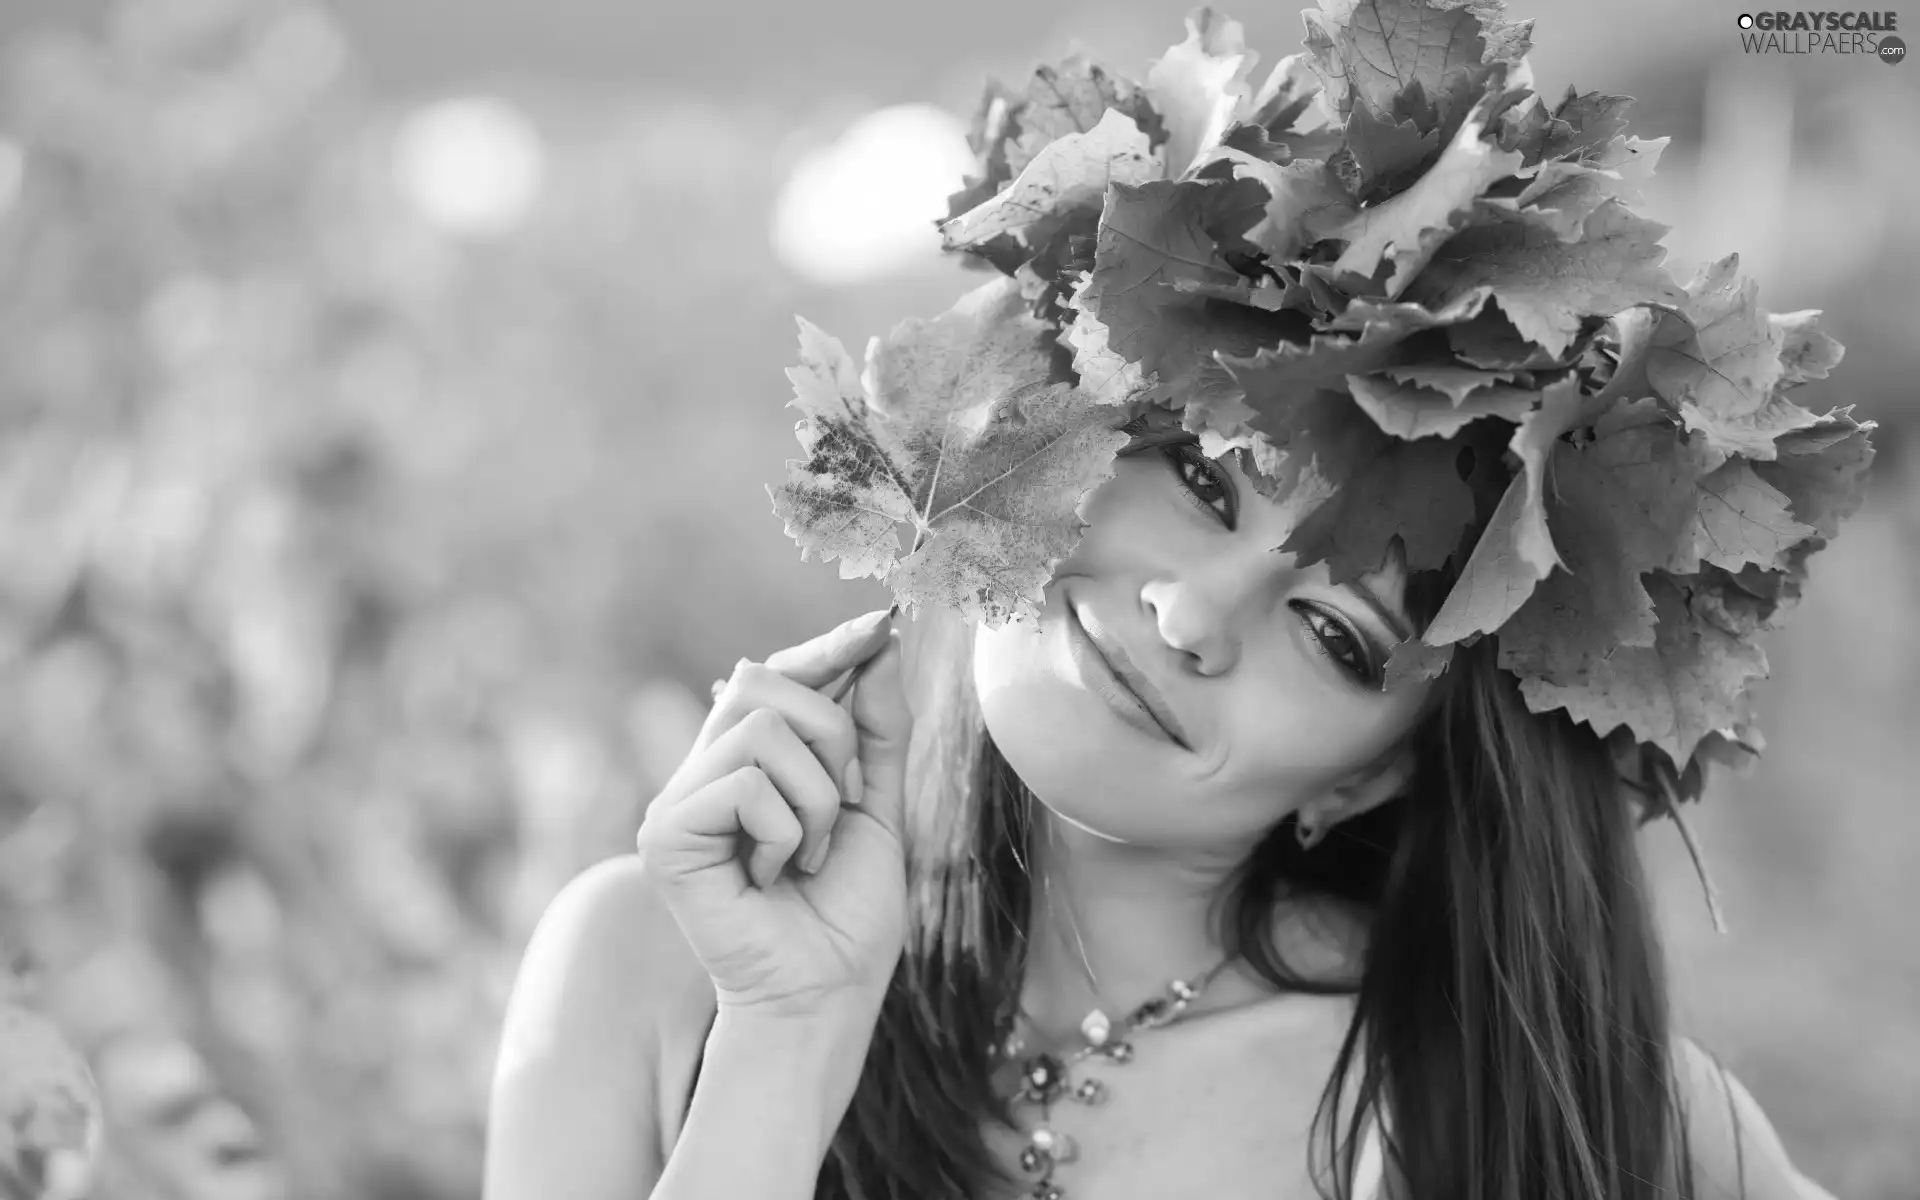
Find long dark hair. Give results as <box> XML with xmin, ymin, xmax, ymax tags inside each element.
<box><xmin>815</xmin><ymin>508</ymin><xmax>1698</xmax><ymax>1200</ymax></box>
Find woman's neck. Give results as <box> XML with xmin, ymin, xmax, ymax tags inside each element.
<box><xmin>1015</xmin><ymin>803</ymin><xmax>1365</xmax><ymax>1049</ymax></box>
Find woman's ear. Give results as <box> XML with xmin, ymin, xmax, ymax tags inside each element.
<box><xmin>1299</xmin><ymin>740</ymin><xmax>1418</xmax><ymax>832</ymax></box>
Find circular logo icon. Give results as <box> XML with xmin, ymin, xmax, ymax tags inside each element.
<box><xmin>1737</xmin><ymin>13</ymin><xmax>1754</xmax><ymax>28</ymax></box>
<box><xmin>1880</xmin><ymin>35</ymin><xmax>1907</xmax><ymax>64</ymax></box>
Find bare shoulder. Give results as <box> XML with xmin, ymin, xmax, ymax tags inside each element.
<box><xmin>483</xmin><ymin>853</ymin><xmax>716</xmax><ymax>1200</ymax></box>
<box><xmin>1670</xmin><ymin>1036</ymin><xmax>1838</xmax><ymax>1200</ymax></box>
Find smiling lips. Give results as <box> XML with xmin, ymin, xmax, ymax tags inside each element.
<box><xmin>1069</xmin><ymin>602</ymin><xmax>1192</xmax><ymax>750</ymax></box>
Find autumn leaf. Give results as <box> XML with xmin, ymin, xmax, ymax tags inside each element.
<box><xmin>1646</xmin><ymin>254</ymin><xmax>1819</xmax><ymax>463</ymax></box>
<box><xmin>770</xmin><ymin>277</ymin><xmax>1132</xmax><ymax>625</ymax></box>
<box><xmin>1081</xmin><ymin>176</ymin><xmax>1269</xmax><ymax>364</ymax></box>
<box><xmin>1214</xmin><ymin>320</ymin><xmax>1422</xmax><ymax>446</ymax></box>
<box><xmin>1495</xmin><ymin>413</ymin><xmax>1705</xmax><ymax>682</ymax></box>
<box><xmin>1678</xmin><ymin>459</ymin><xmax>1814</xmax><ymax>574</ymax></box>
<box><xmin>1378</xmin><ymin>361</ymin><xmax>1519</xmax><ymax>401</ymax></box>
<box><xmin>1383</xmin><ymin>634</ymin><xmax>1457</xmax><ymax>690</ymax></box>
<box><xmin>1215</xmin><ymin>153</ymin><xmax>1357</xmax><ymax>260</ymax></box>
<box><xmin>1172</xmin><ymin>273</ymin><xmax>1315</xmax><ymax>315</ymax></box>
<box><xmin>1518</xmin><ymin>573</ymin><xmax>1769</xmax><ymax>765</ymax></box>
<box><xmin>1270</xmin><ymin>390</ymin><xmax>1478</xmax><ymax>581</ymax></box>
<box><xmin>1772</xmin><ymin>308</ymin><xmax>1845</xmax><ymax>385</ymax></box>
<box><xmin>941</xmin><ymin>108</ymin><xmax>1160</xmax><ymax>254</ymax></box>
<box><xmin>1326</xmin><ymin>83</ymin><xmax>1526</xmax><ymax>297</ymax></box>
<box><xmin>1534</xmin><ymin>88</ymin><xmax>1637</xmax><ymax>163</ymax></box>
<box><xmin>1751</xmin><ymin>406</ymin><xmax>1877</xmax><ymax>539</ymax></box>
<box><xmin>1487</xmin><ymin>135</ymin><xmax>1665</xmax><ymax>242</ymax></box>
<box><xmin>1007</xmin><ymin>53</ymin><xmax>1164</xmax><ymax>176</ymax></box>
<box><xmin>1419</xmin><ymin>375</ymin><xmax>1590</xmax><ymax>645</ymax></box>
<box><xmin>1076</xmin><ymin>174</ymin><xmax>1302</xmax><ymax>425</ymax></box>
<box><xmin>944</xmin><ymin>80</ymin><xmax>1023</xmax><ymax>222</ymax></box>
<box><xmin>1303</xmin><ymin>0</ymin><xmax>1532</xmax><ymax>139</ymax></box>
<box><xmin>1243</xmin><ymin>51</ymin><xmax>1325</xmax><ymax>134</ymax></box>
<box><xmin>1145</xmin><ymin>7</ymin><xmax>1264</xmax><ymax>178</ymax></box>
<box><xmin>1446</xmin><ymin>302</ymin><xmax>1576</xmax><ymax>368</ymax></box>
<box><xmin>1282</xmin><ymin>416</ymin><xmax>1474</xmax><ymax>579</ymax></box>
<box><xmin>1346</xmin><ymin>372</ymin><xmax>1534</xmax><ymax>439</ymax></box>
<box><xmin>942</xmin><ymin>53</ymin><xmax>1166</xmax><ymax>263</ymax></box>
<box><xmin>1406</xmin><ymin>197</ymin><xmax>1686</xmax><ymax>357</ymax></box>
<box><xmin>1343</xmin><ymin>101</ymin><xmax>1439</xmax><ymax>195</ymax></box>
<box><xmin>1061</xmin><ymin>274</ymin><xmax>1157</xmax><ymax>406</ymax></box>
<box><xmin>1317</xmin><ymin>287</ymin><xmax>1496</xmax><ymax>337</ymax></box>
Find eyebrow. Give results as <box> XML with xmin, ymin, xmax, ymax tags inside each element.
<box><xmin>1349</xmin><ymin>579</ymin><xmax>1414</xmax><ymax>645</ymax></box>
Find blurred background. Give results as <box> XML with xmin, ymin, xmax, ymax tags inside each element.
<box><xmin>0</xmin><ymin>0</ymin><xmax>1913</xmax><ymax>1197</ymax></box>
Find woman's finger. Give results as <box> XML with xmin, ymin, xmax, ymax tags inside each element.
<box><xmin>759</xmin><ymin>608</ymin><xmax>893</xmax><ymax>689</ymax></box>
<box><xmin>844</xmin><ymin>631</ymin><xmax>911</xmax><ymax>840</ymax></box>
<box><xmin>702</xmin><ymin>663</ymin><xmax>861</xmax><ymax>797</ymax></box>
<box><xmin>654</xmin><ymin>707</ymin><xmax>841</xmax><ymax>873</ymax></box>
<box><xmin>640</xmin><ymin>765</ymin><xmax>803</xmax><ymax>890</ymax></box>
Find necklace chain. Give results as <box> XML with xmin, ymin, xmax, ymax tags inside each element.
<box><xmin>993</xmin><ymin>955</ymin><xmax>1236</xmax><ymax>1200</ymax></box>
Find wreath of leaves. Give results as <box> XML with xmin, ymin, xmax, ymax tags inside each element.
<box><xmin>770</xmin><ymin>0</ymin><xmax>1877</xmax><ymax>834</ymax></box>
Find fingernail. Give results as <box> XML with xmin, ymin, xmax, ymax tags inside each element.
<box><xmin>843</xmin><ymin>759</ymin><xmax>864</xmax><ymax>808</ymax></box>
<box><xmin>803</xmin><ymin>831</ymin><xmax>833</xmax><ymax>874</ymax></box>
<box><xmin>855</xmin><ymin>608</ymin><xmax>891</xmax><ymax>632</ymax></box>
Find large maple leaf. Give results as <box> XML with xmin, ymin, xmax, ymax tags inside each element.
<box><xmin>1518</xmin><ymin>573</ymin><xmax>1770</xmax><ymax>765</ymax></box>
<box><xmin>770</xmin><ymin>277</ymin><xmax>1131</xmax><ymax>626</ymax></box>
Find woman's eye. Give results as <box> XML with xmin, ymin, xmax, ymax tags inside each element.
<box><xmin>1294</xmin><ymin>603</ymin><xmax>1376</xmax><ymax>684</ymax></box>
<box><xmin>1160</xmin><ymin>442</ymin><xmax>1236</xmax><ymax>529</ymax></box>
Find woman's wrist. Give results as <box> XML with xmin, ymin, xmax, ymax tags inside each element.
<box><xmin>708</xmin><ymin>998</ymin><xmax>883</xmax><ymax>1141</ymax></box>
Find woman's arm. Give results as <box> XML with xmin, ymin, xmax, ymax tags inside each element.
<box><xmin>484</xmin><ymin>854</ymin><xmax>686</xmax><ymax>1200</ymax></box>
<box><xmin>653</xmin><ymin>1001</ymin><xmax>882</xmax><ymax>1200</ymax></box>
<box><xmin>1673</xmin><ymin>1037</ymin><xmax>1838</xmax><ymax>1200</ymax></box>
<box><xmin>483</xmin><ymin>852</ymin><xmax>885</xmax><ymax>1200</ymax></box>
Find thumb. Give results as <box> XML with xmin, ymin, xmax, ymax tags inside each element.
<box><xmin>848</xmin><ymin>629</ymin><xmax>911</xmax><ymax>840</ymax></box>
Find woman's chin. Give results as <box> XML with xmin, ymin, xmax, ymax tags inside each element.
<box><xmin>973</xmin><ymin>629</ymin><xmax>1174</xmax><ymax>844</ymax></box>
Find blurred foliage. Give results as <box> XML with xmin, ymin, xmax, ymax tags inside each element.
<box><xmin>0</xmin><ymin>2</ymin><xmax>1912</xmax><ymax>1198</ymax></box>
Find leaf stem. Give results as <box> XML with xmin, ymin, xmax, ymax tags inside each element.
<box><xmin>1654</xmin><ymin>764</ymin><xmax>1728</xmax><ymax>935</ymax></box>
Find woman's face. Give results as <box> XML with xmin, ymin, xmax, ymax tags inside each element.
<box><xmin>972</xmin><ymin>426</ymin><xmax>1435</xmax><ymax>850</ymax></box>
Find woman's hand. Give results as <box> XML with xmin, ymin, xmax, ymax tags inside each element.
<box><xmin>636</xmin><ymin>609</ymin><xmax>911</xmax><ymax>1019</ymax></box>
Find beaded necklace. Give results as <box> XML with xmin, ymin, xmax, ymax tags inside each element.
<box><xmin>990</xmin><ymin>956</ymin><xmax>1238</xmax><ymax>1200</ymax></box>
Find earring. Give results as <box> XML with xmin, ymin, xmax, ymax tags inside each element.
<box><xmin>1296</xmin><ymin>815</ymin><xmax>1327</xmax><ymax>851</ymax></box>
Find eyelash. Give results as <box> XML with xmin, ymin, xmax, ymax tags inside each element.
<box><xmin>1158</xmin><ymin>441</ymin><xmax>1236</xmax><ymax>529</ymax></box>
<box><xmin>1292</xmin><ymin>602</ymin><xmax>1378</xmax><ymax>685</ymax></box>
<box><xmin>1153</xmin><ymin>442</ymin><xmax>1377</xmax><ymax>686</ymax></box>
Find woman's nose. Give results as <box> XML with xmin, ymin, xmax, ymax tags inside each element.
<box><xmin>1140</xmin><ymin>576</ymin><xmax>1238</xmax><ymax>677</ymax></box>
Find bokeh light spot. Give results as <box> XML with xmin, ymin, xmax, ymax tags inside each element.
<box><xmin>393</xmin><ymin>96</ymin><xmax>546</xmax><ymax>236</ymax></box>
<box><xmin>771</xmin><ymin>103</ymin><xmax>973</xmax><ymax>287</ymax></box>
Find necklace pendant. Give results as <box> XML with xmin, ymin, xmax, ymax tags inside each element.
<box><xmin>1078</xmin><ymin>1008</ymin><xmax>1111</xmax><ymax>1047</ymax></box>
<box><xmin>1021</xmin><ymin>1053</ymin><xmax>1068</xmax><ymax>1104</ymax></box>
<box><xmin>1030</xmin><ymin>1127</ymin><xmax>1078</xmax><ymax>1164</ymax></box>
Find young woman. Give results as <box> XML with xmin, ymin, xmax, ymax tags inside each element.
<box><xmin>481</xmin><ymin>417</ymin><xmax>1840</xmax><ymax>1200</ymax></box>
